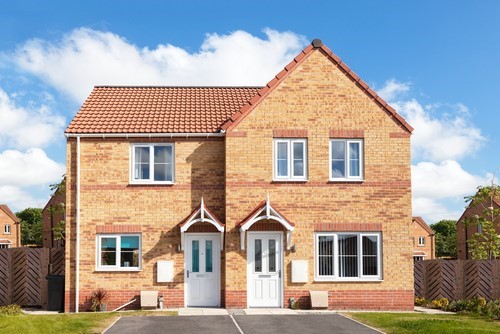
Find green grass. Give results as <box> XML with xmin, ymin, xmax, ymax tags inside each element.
<box><xmin>348</xmin><ymin>312</ymin><xmax>500</xmax><ymax>334</ymax></box>
<box><xmin>0</xmin><ymin>310</ymin><xmax>177</xmax><ymax>334</ymax></box>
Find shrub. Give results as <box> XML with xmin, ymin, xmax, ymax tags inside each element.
<box><xmin>90</xmin><ymin>288</ymin><xmax>109</xmax><ymax>312</ymax></box>
<box><xmin>0</xmin><ymin>304</ymin><xmax>22</xmax><ymax>316</ymax></box>
<box><xmin>414</xmin><ymin>297</ymin><xmax>429</xmax><ymax>307</ymax></box>
<box><xmin>447</xmin><ymin>299</ymin><xmax>468</xmax><ymax>313</ymax></box>
<box><xmin>431</xmin><ymin>298</ymin><xmax>449</xmax><ymax>309</ymax></box>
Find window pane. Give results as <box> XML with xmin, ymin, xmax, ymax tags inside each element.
<box><xmin>121</xmin><ymin>236</ymin><xmax>139</xmax><ymax>268</ymax></box>
<box><xmin>269</xmin><ymin>239</ymin><xmax>276</xmax><ymax>272</ymax></box>
<box><xmin>349</xmin><ymin>142</ymin><xmax>360</xmax><ymax>177</ymax></box>
<box><xmin>331</xmin><ymin>142</ymin><xmax>345</xmax><ymax>178</ymax></box>
<box><xmin>318</xmin><ymin>236</ymin><xmax>334</xmax><ymax>276</ymax></box>
<box><xmin>206</xmin><ymin>240</ymin><xmax>213</xmax><ymax>273</ymax></box>
<box><xmin>101</xmin><ymin>237</ymin><xmax>116</xmax><ymax>266</ymax></box>
<box><xmin>134</xmin><ymin>147</ymin><xmax>150</xmax><ymax>180</ymax></box>
<box><xmin>277</xmin><ymin>142</ymin><xmax>288</xmax><ymax>177</ymax></box>
<box><xmin>362</xmin><ymin>236</ymin><xmax>378</xmax><ymax>276</ymax></box>
<box><xmin>154</xmin><ymin>146</ymin><xmax>173</xmax><ymax>181</ymax></box>
<box><xmin>255</xmin><ymin>239</ymin><xmax>262</xmax><ymax>272</ymax></box>
<box><xmin>192</xmin><ymin>240</ymin><xmax>199</xmax><ymax>272</ymax></box>
<box><xmin>293</xmin><ymin>142</ymin><xmax>304</xmax><ymax>177</ymax></box>
<box><xmin>338</xmin><ymin>235</ymin><xmax>358</xmax><ymax>277</ymax></box>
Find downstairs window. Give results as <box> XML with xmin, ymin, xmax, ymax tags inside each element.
<box><xmin>315</xmin><ymin>232</ymin><xmax>382</xmax><ymax>281</ymax></box>
<box><xmin>97</xmin><ymin>234</ymin><xmax>141</xmax><ymax>271</ymax></box>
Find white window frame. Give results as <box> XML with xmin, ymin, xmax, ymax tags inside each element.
<box><xmin>96</xmin><ymin>234</ymin><xmax>142</xmax><ymax>271</ymax></box>
<box><xmin>329</xmin><ymin>139</ymin><xmax>364</xmax><ymax>181</ymax></box>
<box><xmin>4</xmin><ymin>224</ymin><xmax>11</xmax><ymax>234</ymax></box>
<box><xmin>314</xmin><ymin>232</ymin><xmax>382</xmax><ymax>282</ymax></box>
<box><xmin>0</xmin><ymin>243</ymin><xmax>9</xmax><ymax>249</ymax></box>
<box><xmin>418</xmin><ymin>236</ymin><xmax>425</xmax><ymax>246</ymax></box>
<box><xmin>273</xmin><ymin>139</ymin><xmax>307</xmax><ymax>181</ymax></box>
<box><xmin>130</xmin><ymin>143</ymin><xmax>175</xmax><ymax>184</ymax></box>
<box><xmin>413</xmin><ymin>255</ymin><xmax>425</xmax><ymax>261</ymax></box>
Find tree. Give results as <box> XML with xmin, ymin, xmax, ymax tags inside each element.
<box><xmin>49</xmin><ymin>175</ymin><xmax>66</xmax><ymax>242</ymax></box>
<box><xmin>16</xmin><ymin>207</ymin><xmax>43</xmax><ymax>246</ymax></box>
<box><xmin>463</xmin><ymin>177</ymin><xmax>500</xmax><ymax>260</ymax></box>
<box><xmin>431</xmin><ymin>219</ymin><xmax>457</xmax><ymax>258</ymax></box>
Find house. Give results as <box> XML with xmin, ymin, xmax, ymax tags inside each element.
<box><xmin>63</xmin><ymin>39</ymin><xmax>414</xmax><ymax>312</ymax></box>
<box><xmin>457</xmin><ymin>195</ymin><xmax>500</xmax><ymax>260</ymax></box>
<box><xmin>42</xmin><ymin>190</ymin><xmax>65</xmax><ymax>248</ymax></box>
<box><xmin>412</xmin><ymin>217</ymin><xmax>435</xmax><ymax>261</ymax></box>
<box><xmin>0</xmin><ymin>204</ymin><xmax>21</xmax><ymax>248</ymax></box>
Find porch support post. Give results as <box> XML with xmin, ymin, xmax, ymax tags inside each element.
<box><xmin>286</xmin><ymin>230</ymin><xmax>292</xmax><ymax>250</ymax></box>
<box><xmin>240</xmin><ymin>229</ymin><xmax>245</xmax><ymax>251</ymax></box>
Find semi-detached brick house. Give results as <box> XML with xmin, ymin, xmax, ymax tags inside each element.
<box><xmin>0</xmin><ymin>204</ymin><xmax>20</xmax><ymax>248</ymax></box>
<box><xmin>64</xmin><ymin>39</ymin><xmax>414</xmax><ymax>312</ymax></box>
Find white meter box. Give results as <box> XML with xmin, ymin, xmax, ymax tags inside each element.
<box><xmin>291</xmin><ymin>260</ymin><xmax>308</xmax><ymax>283</ymax></box>
<box><xmin>157</xmin><ymin>260</ymin><xmax>174</xmax><ymax>283</ymax></box>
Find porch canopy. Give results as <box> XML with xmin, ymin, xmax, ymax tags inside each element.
<box><xmin>179</xmin><ymin>197</ymin><xmax>225</xmax><ymax>251</ymax></box>
<box><xmin>237</xmin><ymin>195</ymin><xmax>295</xmax><ymax>251</ymax></box>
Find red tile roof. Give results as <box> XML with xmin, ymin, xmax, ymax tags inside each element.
<box><xmin>66</xmin><ymin>39</ymin><xmax>412</xmax><ymax>135</ymax></box>
<box><xmin>66</xmin><ymin>87</ymin><xmax>260</xmax><ymax>134</ymax></box>
<box><xmin>0</xmin><ymin>204</ymin><xmax>19</xmax><ymax>223</ymax></box>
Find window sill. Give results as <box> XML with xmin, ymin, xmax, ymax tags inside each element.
<box><xmin>95</xmin><ymin>268</ymin><xmax>142</xmax><ymax>272</ymax></box>
<box><xmin>272</xmin><ymin>179</ymin><xmax>308</xmax><ymax>183</ymax></box>
<box><xmin>314</xmin><ymin>277</ymin><xmax>383</xmax><ymax>283</ymax></box>
<box><xmin>129</xmin><ymin>181</ymin><xmax>174</xmax><ymax>186</ymax></box>
<box><xmin>328</xmin><ymin>179</ymin><xmax>364</xmax><ymax>183</ymax></box>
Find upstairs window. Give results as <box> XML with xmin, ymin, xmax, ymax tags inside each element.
<box><xmin>131</xmin><ymin>144</ymin><xmax>174</xmax><ymax>184</ymax></box>
<box><xmin>274</xmin><ymin>139</ymin><xmax>307</xmax><ymax>180</ymax></box>
<box><xmin>4</xmin><ymin>224</ymin><xmax>10</xmax><ymax>234</ymax></box>
<box><xmin>418</xmin><ymin>236</ymin><xmax>425</xmax><ymax>246</ymax></box>
<box><xmin>330</xmin><ymin>139</ymin><xmax>363</xmax><ymax>181</ymax></box>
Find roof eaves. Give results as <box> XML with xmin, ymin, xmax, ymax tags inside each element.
<box><xmin>0</xmin><ymin>205</ymin><xmax>19</xmax><ymax>223</ymax></box>
<box><xmin>413</xmin><ymin>216</ymin><xmax>433</xmax><ymax>235</ymax></box>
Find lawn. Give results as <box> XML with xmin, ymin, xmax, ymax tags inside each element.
<box><xmin>347</xmin><ymin>312</ymin><xmax>500</xmax><ymax>334</ymax></box>
<box><xmin>0</xmin><ymin>310</ymin><xmax>177</xmax><ymax>334</ymax></box>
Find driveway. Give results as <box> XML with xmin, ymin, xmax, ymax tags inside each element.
<box><xmin>105</xmin><ymin>314</ymin><xmax>379</xmax><ymax>334</ymax></box>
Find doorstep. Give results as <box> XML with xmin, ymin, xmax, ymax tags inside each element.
<box><xmin>178</xmin><ymin>308</ymin><xmax>229</xmax><ymax>316</ymax></box>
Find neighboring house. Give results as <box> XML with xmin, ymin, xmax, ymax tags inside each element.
<box><xmin>412</xmin><ymin>217</ymin><xmax>435</xmax><ymax>261</ymax></box>
<box><xmin>42</xmin><ymin>190</ymin><xmax>65</xmax><ymax>248</ymax></box>
<box><xmin>457</xmin><ymin>195</ymin><xmax>500</xmax><ymax>260</ymax></box>
<box><xmin>64</xmin><ymin>39</ymin><xmax>414</xmax><ymax>312</ymax></box>
<box><xmin>0</xmin><ymin>204</ymin><xmax>21</xmax><ymax>248</ymax></box>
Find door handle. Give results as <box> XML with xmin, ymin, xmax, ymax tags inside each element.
<box><xmin>187</xmin><ymin>270</ymin><xmax>190</xmax><ymax>278</ymax></box>
<box><xmin>279</xmin><ymin>270</ymin><xmax>281</xmax><ymax>278</ymax></box>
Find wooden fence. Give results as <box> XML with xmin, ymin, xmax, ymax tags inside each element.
<box><xmin>415</xmin><ymin>259</ymin><xmax>500</xmax><ymax>301</ymax></box>
<box><xmin>0</xmin><ymin>247</ymin><xmax>65</xmax><ymax>308</ymax></box>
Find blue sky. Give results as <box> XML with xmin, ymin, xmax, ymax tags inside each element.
<box><xmin>0</xmin><ymin>0</ymin><xmax>498</xmax><ymax>224</ymax></box>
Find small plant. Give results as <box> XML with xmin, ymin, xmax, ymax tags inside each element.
<box><xmin>90</xmin><ymin>288</ymin><xmax>109</xmax><ymax>312</ymax></box>
<box><xmin>431</xmin><ymin>298</ymin><xmax>449</xmax><ymax>309</ymax></box>
<box><xmin>0</xmin><ymin>304</ymin><xmax>22</xmax><ymax>316</ymax></box>
<box><xmin>414</xmin><ymin>297</ymin><xmax>429</xmax><ymax>307</ymax></box>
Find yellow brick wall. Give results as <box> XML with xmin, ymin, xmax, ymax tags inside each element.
<box><xmin>224</xmin><ymin>49</ymin><xmax>413</xmax><ymax>305</ymax></box>
<box><xmin>0</xmin><ymin>209</ymin><xmax>19</xmax><ymax>247</ymax></box>
<box><xmin>65</xmin><ymin>138</ymin><xmax>225</xmax><ymax>311</ymax></box>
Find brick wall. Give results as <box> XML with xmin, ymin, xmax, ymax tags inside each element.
<box><xmin>0</xmin><ymin>207</ymin><xmax>20</xmax><ymax>248</ymax></box>
<box><xmin>224</xmin><ymin>49</ymin><xmax>413</xmax><ymax>310</ymax></box>
<box><xmin>42</xmin><ymin>192</ymin><xmax>65</xmax><ymax>248</ymax></box>
<box><xmin>413</xmin><ymin>219</ymin><xmax>435</xmax><ymax>259</ymax></box>
<box><xmin>64</xmin><ymin>138</ymin><xmax>225</xmax><ymax>312</ymax></box>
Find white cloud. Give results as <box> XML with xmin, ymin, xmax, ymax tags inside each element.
<box><xmin>0</xmin><ymin>148</ymin><xmax>65</xmax><ymax>187</ymax></box>
<box><xmin>412</xmin><ymin>197</ymin><xmax>463</xmax><ymax>223</ymax></box>
<box><xmin>376</xmin><ymin>79</ymin><xmax>410</xmax><ymax>101</ymax></box>
<box><xmin>12</xmin><ymin>28</ymin><xmax>307</xmax><ymax>102</ymax></box>
<box><xmin>0</xmin><ymin>185</ymin><xmax>47</xmax><ymax>212</ymax></box>
<box><xmin>0</xmin><ymin>88</ymin><xmax>65</xmax><ymax>149</ymax></box>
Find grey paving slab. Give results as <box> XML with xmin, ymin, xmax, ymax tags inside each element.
<box><xmin>233</xmin><ymin>314</ymin><xmax>379</xmax><ymax>334</ymax></box>
<box><xmin>104</xmin><ymin>315</ymin><xmax>240</xmax><ymax>334</ymax></box>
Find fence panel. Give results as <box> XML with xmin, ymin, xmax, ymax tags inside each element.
<box><xmin>0</xmin><ymin>247</ymin><xmax>65</xmax><ymax>307</ymax></box>
<box><xmin>415</xmin><ymin>259</ymin><xmax>500</xmax><ymax>301</ymax></box>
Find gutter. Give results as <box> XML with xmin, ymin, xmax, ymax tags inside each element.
<box><xmin>65</xmin><ymin>132</ymin><xmax>225</xmax><ymax>138</ymax></box>
<box><xmin>75</xmin><ymin>136</ymin><xmax>81</xmax><ymax>313</ymax></box>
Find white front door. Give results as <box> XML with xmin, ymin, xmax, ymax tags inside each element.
<box><xmin>185</xmin><ymin>234</ymin><xmax>220</xmax><ymax>307</ymax></box>
<box><xmin>247</xmin><ymin>232</ymin><xmax>282</xmax><ymax>307</ymax></box>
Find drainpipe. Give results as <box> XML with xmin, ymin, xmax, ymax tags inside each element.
<box><xmin>75</xmin><ymin>136</ymin><xmax>81</xmax><ymax>313</ymax></box>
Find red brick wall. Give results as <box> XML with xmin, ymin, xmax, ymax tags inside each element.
<box><xmin>0</xmin><ymin>206</ymin><xmax>20</xmax><ymax>248</ymax></box>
